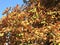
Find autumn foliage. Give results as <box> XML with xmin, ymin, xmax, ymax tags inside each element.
<box><xmin>0</xmin><ymin>0</ymin><xmax>60</xmax><ymax>45</ymax></box>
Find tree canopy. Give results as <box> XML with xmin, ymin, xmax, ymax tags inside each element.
<box><xmin>0</xmin><ymin>0</ymin><xmax>60</xmax><ymax>45</ymax></box>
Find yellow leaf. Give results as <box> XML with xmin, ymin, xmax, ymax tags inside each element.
<box><xmin>58</xmin><ymin>43</ymin><xmax>60</xmax><ymax>45</ymax></box>
<box><xmin>36</xmin><ymin>12</ymin><xmax>39</xmax><ymax>18</ymax></box>
<box><xmin>41</xmin><ymin>21</ymin><xmax>46</xmax><ymax>24</ymax></box>
<box><xmin>28</xmin><ymin>7</ymin><xmax>36</xmax><ymax>12</ymax></box>
<box><xmin>52</xmin><ymin>15</ymin><xmax>55</xmax><ymax>18</ymax></box>
<box><xmin>0</xmin><ymin>33</ymin><xmax>4</xmax><ymax>37</ymax></box>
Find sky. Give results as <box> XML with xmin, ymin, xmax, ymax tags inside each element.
<box><xmin>0</xmin><ymin>0</ymin><xmax>24</xmax><ymax>18</ymax></box>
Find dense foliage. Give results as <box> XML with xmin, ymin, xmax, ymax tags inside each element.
<box><xmin>0</xmin><ymin>0</ymin><xmax>60</xmax><ymax>45</ymax></box>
